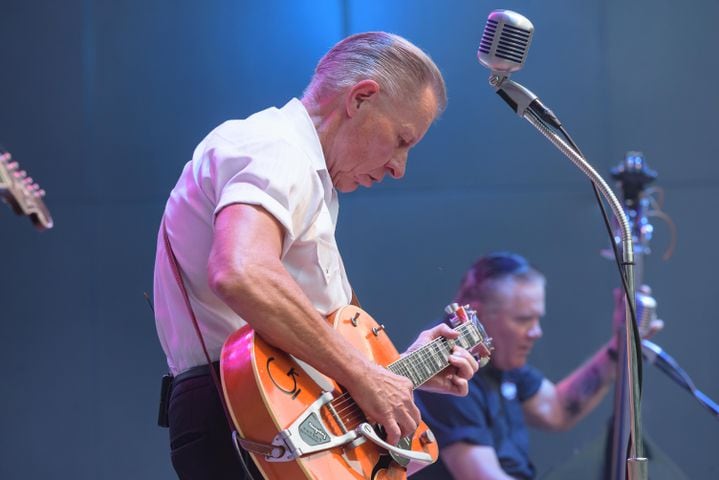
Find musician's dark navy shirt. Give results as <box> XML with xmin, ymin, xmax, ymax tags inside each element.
<box><xmin>414</xmin><ymin>363</ymin><xmax>544</xmax><ymax>480</ymax></box>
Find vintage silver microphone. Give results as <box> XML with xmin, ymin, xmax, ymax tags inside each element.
<box><xmin>477</xmin><ymin>10</ymin><xmax>561</xmax><ymax>127</ymax></box>
<box><xmin>477</xmin><ymin>10</ymin><xmax>533</xmax><ymax>75</ymax></box>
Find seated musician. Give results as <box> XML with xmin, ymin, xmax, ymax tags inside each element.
<box><xmin>414</xmin><ymin>252</ymin><xmax>663</xmax><ymax>480</ymax></box>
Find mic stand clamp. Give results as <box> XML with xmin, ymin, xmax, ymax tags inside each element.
<box><xmin>489</xmin><ymin>73</ymin><xmax>648</xmax><ymax>480</ymax></box>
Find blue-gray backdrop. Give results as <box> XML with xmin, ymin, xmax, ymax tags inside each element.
<box><xmin>1</xmin><ymin>0</ymin><xmax>717</xmax><ymax>478</ymax></box>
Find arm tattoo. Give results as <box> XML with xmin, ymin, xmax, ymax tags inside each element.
<box><xmin>562</xmin><ymin>350</ymin><xmax>613</xmax><ymax>418</ymax></box>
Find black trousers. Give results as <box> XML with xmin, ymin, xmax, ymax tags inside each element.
<box><xmin>168</xmin><ymin>368</ymin><xmax>263</xmax><ymax>480</ymax></box>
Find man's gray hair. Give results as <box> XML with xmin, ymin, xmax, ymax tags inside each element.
<box><xmin>455</xmin><ymin>252</ymin><xmax>545</xmax><ymax>308</ymax></box>
<box><xmin>303</xmin><ymin>32</ymin><xmax>447</xmax><ymax>114</ymax></box>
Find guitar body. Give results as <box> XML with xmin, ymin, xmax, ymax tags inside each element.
<box><xmin>221</xmin><ymin>305</ymin><xmax>439</xmax><ymax>480</ymax></box>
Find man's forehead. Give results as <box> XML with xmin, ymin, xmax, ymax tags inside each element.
<box><xmin>385</xmin><ymin>85</ymin><xmax>438</xmax><ymax>122</ymax></box>
<box><xmin>492</xmin><ymin>277</ymin><xmax>545</xmax><ymax>307</ymax></box>
<box><xmin>407</xmin><ymin>91</ymin><xmax>439</xmax><ymax>142</ymax></box>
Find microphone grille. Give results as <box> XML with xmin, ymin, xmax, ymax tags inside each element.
<box><xmin>478</xmin><ymin>10</ymin><xmax>534</xmax><ymax>74</ymax></box>
<box><xmin>478</xmin><ymin>18</ymin><xmax>499</xmax><ymax>56</ymax></box>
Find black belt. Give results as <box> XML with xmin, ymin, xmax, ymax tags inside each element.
<box><xmin>158</xmin><ymin>361</ymin><xmax>221</xmax><ymax>428</ymax></box>
<box><xmin>173</xmin><ymin>361</ymin><xmax>221</xmax><ymax>385</ymax></box>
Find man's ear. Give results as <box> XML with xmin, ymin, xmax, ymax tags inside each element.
<box><xmin>345</xmin><ymin>79</ymin><xmax>380</xmax><ymax>117</ymax></box>
<box><xmin>471</xmin><ymin>301</ymin><xmax>489</xmax><ymax>321</ymax></box>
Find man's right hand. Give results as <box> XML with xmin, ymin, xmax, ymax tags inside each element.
<box><xmin>344</xmin><ymin>362</ymin><xmax>420</xmax><ymax>446</ymax></box>
<box><xmin>611</xmin><ymin>285</ymin><xmax>664</xmax><ymax>342</ymax></box>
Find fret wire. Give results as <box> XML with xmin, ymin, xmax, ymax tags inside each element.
<box><xmin>413</xmin><ymin>339</ymin><xmax>443</xmax><ymax>372</ymax></box>
<box><xmin>414</xmin><ymin>352</ymin><xmax>428</xmax><ymax>383</ymax></box>
<box><xmin>415</xmin><ymin>347</ymin><xmax>435</xmax><ymax>379</ymax></box>
<box><xmin>401</xmin><ymin>356</ymin><xmax>417</xmax><ymax>385</ymax></box>
<box><xmin>419</xmin><ymin>354</ymin><xmax>431</xmax><ymax>381</ymax></box>
<box><xmin>426</xmin><ymin>343</ymin><xmax>439</xmax><ymax>371</ymax></box>
<box><xmin>408</xmin><ymin>343</ymin><xmax>442</xmax><ymax>383</ymax></box>
<box><xmin>398</xmin><ymin>362</ymin><xmax>411</xmax><ymax>381</ymax></box>
<box><xmin>325</xmin><ymin>323</ymin><xmax>485</xmax><ymax>430</ymax></box>
<box><xmin>411</xmin><ymin>350</ymin><xmax>425</xmax><ymax>382</ymax></box>
<box><xmin>408</xmin><ymin>357</ymin><xmax>422</xmax><ymax>385</ymax></box>
<box><xmin>386</xmin><ymin>323</ymin><xmax>483</xmax><ymax>387</ymax></box>
<box><xmin>431</xmin><ymin>342</ymin><xmax>447</xmax><ymax>368</ymax></box>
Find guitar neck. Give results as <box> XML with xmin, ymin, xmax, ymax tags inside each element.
<box><xmin>386</xmin><ymin>322</ymin><xmax>483</xmax><ymax>389</ymax></box>
<box><xmin>0</xmin><ymin>150</ymin><xmax>53</xmax><ymax>230</ymax></box>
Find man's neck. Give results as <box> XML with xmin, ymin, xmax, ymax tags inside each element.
<box><xmin>301</xmin><ymin>94</ymin><xmax>344</xmax><ymax>182</ymax></box>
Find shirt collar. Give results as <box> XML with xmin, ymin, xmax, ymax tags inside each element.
<box><xmin>280</xmin><ymin>97</ymin><xmax>338</xmax><ymax>221</ymax></box>
<box><xmin>281</xmin><ymin>98</ymin><xmax>327</xmax><ymax>174</ymax></box>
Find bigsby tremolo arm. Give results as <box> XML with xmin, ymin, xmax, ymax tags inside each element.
<box><xmin>254</xmin><ymin>391</ymin><xmax>431</xmax><ymax>464</ymax></box>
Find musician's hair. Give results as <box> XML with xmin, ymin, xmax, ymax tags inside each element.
<box><xmin>303</xmin><ymin>31</ymin><xmax>447</xmax><ymax>115</ymax></box>
<box><xmin>455</xmin><ymin>252</ymin><xmax>545</xmax><ymax>308</ymax></box>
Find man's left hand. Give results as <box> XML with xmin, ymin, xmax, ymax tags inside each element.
<box><xmin>404</xmin><ymin>323</ymin><xmax>486</xmax><ymax>397</ymax></box>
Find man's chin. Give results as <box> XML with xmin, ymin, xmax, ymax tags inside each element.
<box><xmin>335</xmin><ymin>181</ymin><xmax>360</xmax><ymax>193</ymax></box>
<box><xmin>492</xmin><ymin>357</ymin><xmax>528</xmax><ymax>371</ymax></box>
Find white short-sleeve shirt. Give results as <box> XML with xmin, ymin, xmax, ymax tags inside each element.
<box><xmin>153</xmin><ymin>98</ymin><xmax>352</xmax><ymax>375</ymax></box>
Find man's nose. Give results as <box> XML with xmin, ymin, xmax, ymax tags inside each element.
<box><xmin>528</xmin><ymin>322</ymin><xmax>543</xmax><ymax>340</ymax></box>
<box><xmin>386</xmin><ymin>153</ymin><xmax>407</xmax><ymax>179</ymax></box>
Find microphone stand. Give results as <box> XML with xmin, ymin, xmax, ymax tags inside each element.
<box><xmin>604</xmin><ymin>154</ymin><xmax>656</xmax><ymax>480</ymax></box>
<box><xmin>488</xmin><ymin>74</ymin><xmax>648</xmax><ymax>480</ymax></box>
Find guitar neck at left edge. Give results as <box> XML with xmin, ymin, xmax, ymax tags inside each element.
<box><xmin>0</xmin><ymin>149</ymin><xmax>53</xmax><ymax>230</ymax></box>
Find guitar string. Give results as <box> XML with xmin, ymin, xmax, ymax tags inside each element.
<box><xmin>326</xmin><ymin>328</ymin><xmax>484</xmax><ymax>424</ymax></box>
<box><xmin>327</xmin><ymin>333</ymin><xmax>453</xmax><ymax>413</ymax></box>
<box><xmin>328</xmin><ymin>326</ymin><xmax>477</xmax><ymax>410</ymax></box>
<box><xmin>330</xmin><ymin>321</ymin><xmax>487</xmax><ymax>430</ymax></box>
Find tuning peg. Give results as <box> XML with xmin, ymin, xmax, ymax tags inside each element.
<box><xmin>444</xmin><ymin>303</ymin><xmax>464</xmax><ymax>328</ymax></box>
<box><xmin>14</xmin><ymin>170</ymin><xmax>27</xmax><ymax>179</ymax></box>
<box><xmin>38</xmin><ymin>189</ymin><xmax>46</xmax><ymax>197</ymax></box>
<box><xmin>7</xmin><ymin>161</ymin><xmax>18</xmax><ymax>171</ymax></box>
<box><xmin>23</xmin><ymin>177</ymin><xmax>34</xmax><ymax>185</ymax></box>
<box><xmin>444</xmin><ymin>303</ymin><xmax>460</xmax><ymax>316</ymax></box>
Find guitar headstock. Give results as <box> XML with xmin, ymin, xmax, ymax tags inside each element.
<box><xmin>444</xmin><ymin>303</ymin><xmax>494</xmax><ymax>367</ymax></box>
<box><xmin>0</xmin><ymin>148</ymin><xmax>53</xmax><ymax>230</ymax></box>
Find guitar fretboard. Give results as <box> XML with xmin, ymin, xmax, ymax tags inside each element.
<box><xmin>386</xmin><ymin>322</ymin><xmax>483</xmax><ymax>388</ymax></box>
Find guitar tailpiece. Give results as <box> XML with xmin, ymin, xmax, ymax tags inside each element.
<box><xmin>267</xmin><ymin>391</ymin><xmax>360</xmax><ymax>462</ymax></box>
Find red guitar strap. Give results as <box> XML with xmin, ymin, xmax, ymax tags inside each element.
<box><xmin>161</xmin><ymin>219</ymin><xmax>235</xmax><ymax>428</ymax></box>
<box><xmin>161</xmin><ymin>219</ymin><xmax>277</xmax><ymax>463</ymax></box>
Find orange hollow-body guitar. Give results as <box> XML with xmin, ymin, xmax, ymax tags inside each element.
<box><xmin>221</xmin><ymin>304</ymin><xmax>490</xmax><ymax>480</ymax></box>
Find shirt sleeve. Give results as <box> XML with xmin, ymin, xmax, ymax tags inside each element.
<box><xmin>197</xmin><ymin>131</ymin><xmax>315</xmax><ymax>244</ymax></box>
<box><xmin>513</xmin><ymin>365</ymin><xmax>544</xmax><ymax>402</ymax></box>
<box><xmin>415</xmin><ymin>384</ymin><xmax>494</xmax><ymax>448</ymax></box>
